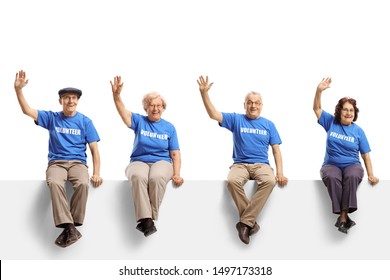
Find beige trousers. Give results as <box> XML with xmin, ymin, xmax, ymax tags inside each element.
<box><xmin>46</xmin><ymin>160</ymin><xmax>89</xmax><ymax>227</ymax></box>
<box><xmin>125</xmin><ymin>160</ymin><xmax>173</xmax><ymax>222</ymax></box>
<box><xmin>227</xmin><ymin>163</ymin><xmax>276</xmax><ymax>227</ymax></box>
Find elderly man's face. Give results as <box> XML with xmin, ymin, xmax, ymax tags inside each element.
<box><xmin>244</xmin><ymin>94</ymin><xmax>262</xmax><ymax>119</ymax></box>
<box><xmin>59</xmin><ymin>93</ymin><xmax>79</xmax><ymax>116</ymax></box>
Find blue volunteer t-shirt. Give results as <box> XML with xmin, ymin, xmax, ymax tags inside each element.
<box><xmin>36</xmin><ymin>111</ymin><xmax>100</xmax><ymax>164</ymax></box>
<box><xmin>318</xmin><ymin>110</ymin><xmax>371</xmax><ymax>168</ymax></box>
<box><xmin>221</xmin><ymin>113</ymin><xmax>282</xmax><ymax>164</ymax></box>
<box><xmin>130</xmin><ymin>113</ymin><xmax>180</xmax><ymax>163</ymax></box>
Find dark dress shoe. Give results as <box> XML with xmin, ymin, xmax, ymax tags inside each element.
<box><xmin>249</xmin><ymin>223</ymin><xmax>260</xmax><ymax>236</ymax></box>
<box><xmin>75</xmin><ymin>228</ymin><xmax>82</xmax><ymax>239</ymax></box>
<box><xmin>338</xmin><ymin>222</ymin><xmax>349</xmax><ymax>234</ymax></box>
<box><xmin>55</xmin><ymin>226</ymin><xmax>82</xmax><ymax>248</ymax></box>
<box><xmin>236</xmin><ymin>222</ymin><xmax>250</xmax><ymax>244</ymax></box>
<box><xmin>55</xmin><ymin>229</ymin><xmax>68</xmax><ymax>248</ymax></box>
<box><xmin>65</xmin><ymin>225</ymin><xmax>82</xmax><ymax>247</ymax></box>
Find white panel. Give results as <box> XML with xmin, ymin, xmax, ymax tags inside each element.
<box><xmin>0</xmin><ymin>180</ymin><xmax>387</xmax><ymax>260</ymax></box>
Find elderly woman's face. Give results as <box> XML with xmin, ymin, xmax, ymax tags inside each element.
<box><xmin>340</xmin><ymin>101</ymin><xmax>355</xmax><ymax>126</ymax></box>
<box><xmin>146</xmin><ymin>97</ymin><xmax>165</xmax><ymax>122</ymax></box>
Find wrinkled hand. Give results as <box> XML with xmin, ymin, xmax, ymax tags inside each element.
<box><xmin>14</xmin><ymin>70</ymin><xmax>29</xmax><ymax>90</ymax></box>
<box><xmin>368</xmin><ymin>176</ymin><xmax>379</xmax><ymax>186</ymax></box>
<box><xmin>276</xmin><ymin>175</ymin><xmax>288</xmax><ymax>187</ymax></box>
<box><xmin>317</xmin><ymin>77</ymin><xmax>332</xmax><ymax>92</ymax></box>
<box><xmin>197</xmin><ymin>75</ymin><xmax>213</xmax><ymax>94</ymax></box>
<box><xmin>90</xmin><ymin>175</ymin><xmax>103</xmax><ymax>187</ymax></box>
<box><xmin>172</xmin><ymin>175</ymin><xmax>184</xmax><ymax>187</ymax></box>
<box><xmin>110</xmin><ymin>76</ymin><xmax>124</xmax><ymax>96</ymax></box>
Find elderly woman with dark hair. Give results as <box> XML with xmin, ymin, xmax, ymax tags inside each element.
<box><xmin>313</xmin><ymin>77</ymin><xmax>379</xmax><ymax>234</ymax></box>
<box><xmin>110</xmin><ymin>76</ymin><xmax>184</xmax><ymax>237</ymax></box>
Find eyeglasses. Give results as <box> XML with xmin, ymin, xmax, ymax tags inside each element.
<box><xmin>342</xmin><ymin>108</ymin><xmax>354</xmax><ymax>113</ymax></box>
<box><xmin>245</xmin><ymin>101</ymin><xmax>262</xmax><ymax>106</ymax></box>
<box><xmin>149</xmin><ymin>104</ymin><xmax>163</xmax><ymax>109</ymax></box>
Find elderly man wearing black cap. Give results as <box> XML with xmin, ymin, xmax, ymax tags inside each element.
<box><xmin>14</xmin><ymin>70</ymin><xmax>103</xmax><ymax>248</ymax></box>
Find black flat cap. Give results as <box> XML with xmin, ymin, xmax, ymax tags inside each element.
<box><xmin>58</xmin><ymin>87</ymin><xmax>82</xmax><ymax>98</ymax></box>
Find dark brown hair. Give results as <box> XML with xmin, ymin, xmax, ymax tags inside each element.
<box><xmin>334</xmin><ymin>97</ymin><xmax>359</xmax><ymax>122</ymax></box>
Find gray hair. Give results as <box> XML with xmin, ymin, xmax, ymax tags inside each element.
<box><xmin>244</xmin><ymin>91</ymin><xmax>262</xmax><ymax>102</ymax></box>
<box><xmin>142</xmin><ymin>91</ymin><xmax>167</xmax><ymax>111</ymax></box>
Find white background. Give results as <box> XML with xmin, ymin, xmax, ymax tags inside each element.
<box><xmin>1</xmin><ymin>1</ymin><xmax>390</xmax><ymax>279</ymax></box>
<box><xmin>1</xmin><ymin>0</ymin><xmax>389</xmax><ymax>181</ymax></box>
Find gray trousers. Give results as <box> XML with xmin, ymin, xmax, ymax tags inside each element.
<box><xmin>125</xmin><ymin>160</ymin><xmax>173</xmax><ymax>222</ymax></box>
<box><xmin>320</xmin><ymin>163</ymin><xmax>364</xmax><ymax>214</ymax></box>
<box><xmin>46</xmin><ymin>160</ymin><xmax>89</xmax><ymax>227</ymax></box>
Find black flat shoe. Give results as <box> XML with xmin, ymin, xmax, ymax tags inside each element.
<box><xmin>335</xmin><ymin>217</ymin><xmax>341</xmax><ymax>228</ymax></box>
<box><xmin>136</xmin><ymin>222</ymin><xmax>145</xmax><ymax>232</ymax></box>
<box><xmin>335</xmin><ymin>217</ymin><xmax>356</xmax><ymax>229</ymax></box>
<box><xmin>136</xmin><ymin>218</ymin><xmax>153</xmax><ymax>233</ymax></box>
<box><xmin>346</xmin><ymin>217</ymin><xmax>356</xmax><ymax>229</ymax></box>
<box><xmin>141</xmin><ymin>218</ymin><xmax>157</xmax><ymax>237</ymax></box>
<box><xmin>144</xmin><ymin>225</ymin><xmax>157</xmax><ymax>237</ymax></box>
<box><xmin>338</xmin><ymin>222</ymin><xmax>348</xmax><ymax>234</ymax></box>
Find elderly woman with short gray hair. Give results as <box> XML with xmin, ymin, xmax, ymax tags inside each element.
<box><xmin>110</xmin><ymin>75</ymin><xmax>184</xmax><ymax>237</ymax></box>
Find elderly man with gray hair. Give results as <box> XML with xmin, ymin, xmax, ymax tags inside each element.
<box><xmin>197</xmin><ymin>75</ymin><xmax>288</xmax><ymax>245</ymax></box>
